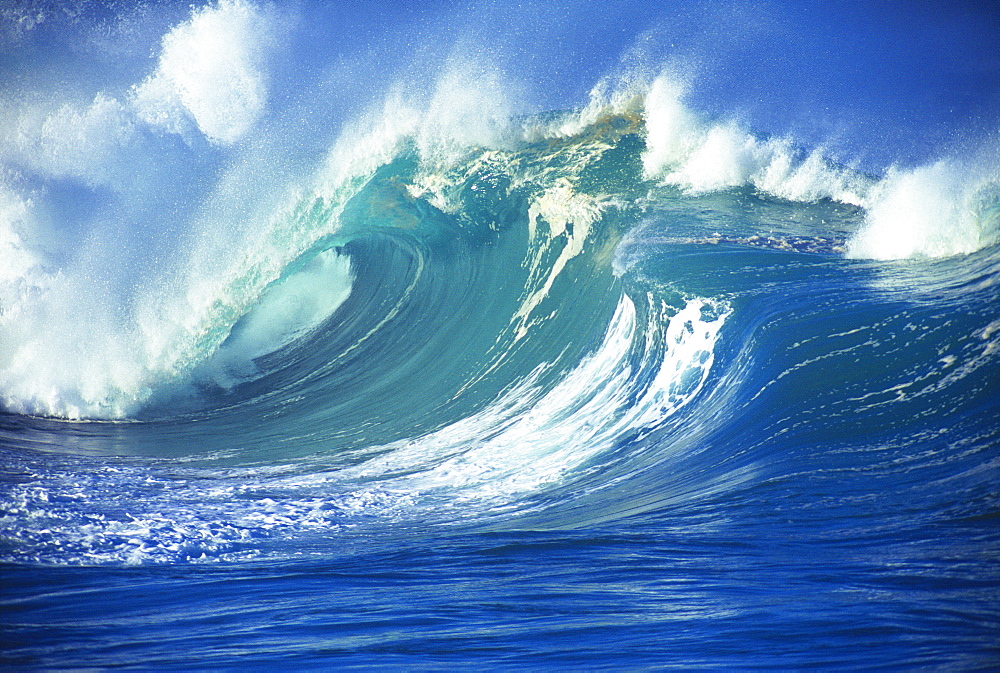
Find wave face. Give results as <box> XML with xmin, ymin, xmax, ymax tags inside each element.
<box><xmin>2</xmin><ymin>0</ymin><xmax>999</xmax><ymax>668</ymax></box>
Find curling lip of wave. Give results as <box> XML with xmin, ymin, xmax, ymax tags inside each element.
<box><xmin>0</xmin><ymin>6</ymin><xmax>997</xmax><ymax>422</ymax></box>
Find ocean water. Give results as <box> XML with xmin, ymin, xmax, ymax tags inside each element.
<box><xmin>2</xmin><ymin>1</ymin><xmax>999</xmax><ymax>668</ymax></box>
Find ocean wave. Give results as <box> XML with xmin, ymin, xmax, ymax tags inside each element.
<box><xmin>0</xmin><ymin>1</ymin><xmax>996</xmax><ymax>429</ymax></box>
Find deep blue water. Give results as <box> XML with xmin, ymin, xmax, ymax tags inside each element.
<box><xmin>2</xmin><ymin>1</ymin><xmax>999</xmax><ymax>668</ymax></box>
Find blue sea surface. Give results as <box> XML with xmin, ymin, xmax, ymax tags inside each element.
<box><xmin>1</xmin><ymin>1</ymin><xmax>999</xmax><ymax>668</ymax></box>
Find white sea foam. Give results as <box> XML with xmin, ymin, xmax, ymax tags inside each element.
<box><xmin>2</xmin><ymin>0</ymin><xmax>279</xmax><ymax>198</ymax></box>
<box><xmin>5</xmin><ymin>0</ymin><xmax>280</xmax><ymax>193</ymax></box>
<box><xmin>520</xmin><ymin>67</ymin><xmax>651</xmax><ymax>142</ymax></box>
<box><xmin>132</xmin><ymin>0</ymin><xmax>278</xmax><ymax>145</ymax></box>
<box><xmin>638</xmin><ymin>72</ymin><xmax>1000</xmax><ymax>260</ymax></box>
<box><xmin>317</xmin><ymin>57</ymin><xmax>519</xmax><ymax>212</ymax></box>
<box><xmin>514</xmin><ymin>179</ymin><xmax>609</xmax><ymax>336</ymax></box>
<box><xmin>640</xmin><ymin>76</ymin><xmax>700</xmax><ymax>176</ymax></box>
<box><xmin>417</xmin><ymin>60</ymin><xmax>518</xmax><ymax>167</ymax></box>
<box><xmin>0</xmin><ymin>287</ymin><xmax>729</xmax><ymax>559</ymax></box>
<box><xmin>642</xmin><ymin>73</ymin><xmax>871</xmax><ymax>205</ymax></box>
<box><xmin>0</xmin><ymin>242</ymin><xmax>352</xmax><ymax>418</ymax></box>
<box><xmin>344</xmin><ymin>293</ymin><xmax>728</xmax><ymax>505</ymax></box>
<box><xmin>316</xmin><ymin>87</ymin><xmax>422</xmax><ymax>201</ymax></box>
<box><xmin>0</xmin><ymin>185</ymin><xmax>71</xmax><ymax>416</ymax></box>
<box><xmin>0</xmin><ymin>272</ymin><xmax>148</xmax><ymax>419</ymax></box>
<box><xmin>0</xmin><ymin>185</ymin><xmax>48</xmax><ymax>305</ymax></box>
<box><xmin>7</xmin><ymin>94</ymin><xmax>140</xmax><ymax>188</ymax></box>
<box><xmin>846</xmin><ymin>159</ymin><xmax>1000</xmax><ymax>260</ymax></box>
<box><xmin>0</xmin><ymin>1</ymin><xmax>305</xmax><ymax>419</ymax></box>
